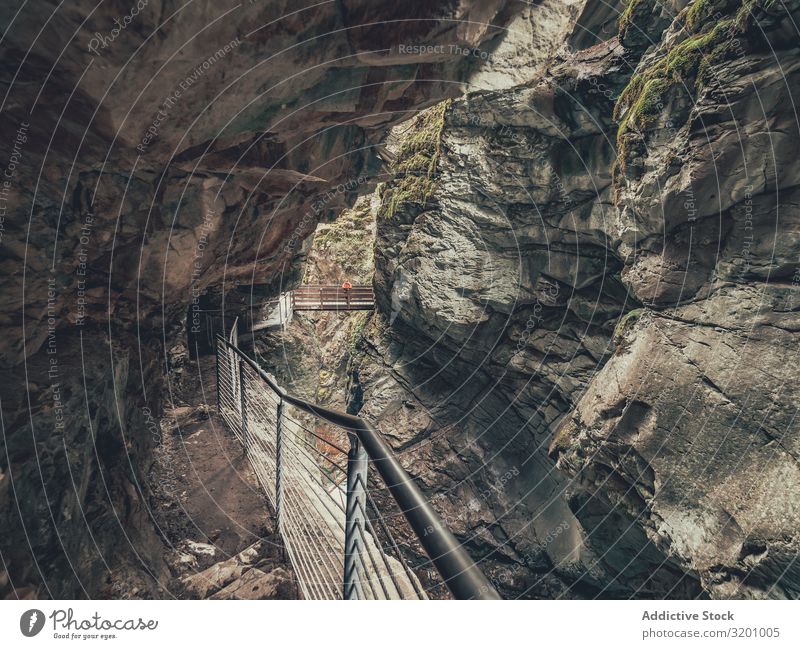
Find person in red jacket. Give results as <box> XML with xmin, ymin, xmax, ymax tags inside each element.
<box><xmin>341</xmin><ymin>280</ymin><xmax>352</xmax><ymax>306</ymax></box>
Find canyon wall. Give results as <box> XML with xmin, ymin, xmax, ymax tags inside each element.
<box><xmin>555</xmin><ymin>0</ymin><xmax>800</xmax><ymax>599</ymax></box>
<box><xmin>2</xmin><ymin>0</ymin><xmax>799</xmax><ymax>600</ymax></box>
<box><xmin>351</xmin><ymin>0</ymin><xmax>800</xmax><ymax>598</ymax></box>
<box><xmin>0</xmin><ymin>0</ymin><xmax>523</xmax><ymax>597</ymax></box>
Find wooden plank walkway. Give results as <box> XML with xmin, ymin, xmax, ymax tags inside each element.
<box><xmin>291</xmin><ymin>285</ymin><xmax>374</xmax><ymax>311</ymax></box>
<box><xmin>199</xmin><ymin>287</ymin><xmax>374</xmax><ymax>350</ymax></box>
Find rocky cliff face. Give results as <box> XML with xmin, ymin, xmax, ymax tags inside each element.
<box><xmin>351</xmin><ymin>0</ymin><xmax>800</xmax><ymax>598</ymax></box>
<box><xmin>0</xmin><ymin>0</ymin><xmax>524</xmax><ymax>597</ymax></box>
<box><xmin>555</xmin><ymin>0</ymin><xmax>800</xmax><ymax>599</ymax></box>
<box><xmin>253</xmin><ymin>195</ymin><xmax>374</xmax><ymax>418</ymax></box>
<box><xmin>3</xmin><ymin>0</ymin><xmax>799</xmax><ymax>600</ymax></box>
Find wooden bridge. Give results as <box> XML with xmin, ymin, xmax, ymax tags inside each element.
<box><xmin>193</xmin><ymin>285</ymin><xmax>375</xmax><ymax>351</ymax></box>
<box><xmin>291</xmin><ymin>285</ymin><xmax>374</xmax><ymax>311</ymax></box>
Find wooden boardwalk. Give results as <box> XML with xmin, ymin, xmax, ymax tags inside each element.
<box><xmin>291</xmin><ymin>285</ymin><xmax>374</xmax><ymax>311</ymax></box>
<box><xmin>197</xmin><ymin>286</ymin><xmax>374</xmax><ymax>350</ymax></box>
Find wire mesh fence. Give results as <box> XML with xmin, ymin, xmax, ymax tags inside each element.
<box><xmin>215</xmin><ymin>335</ymin><xmax>431</xmax><ymax>600</ymax></box>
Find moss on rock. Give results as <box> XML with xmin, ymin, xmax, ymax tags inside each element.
<box><xmin>378</xmin><ymin>99</ymin><xmax>451</xmax><ymax>220</ymax></box>
<box><xmin>618</xmin><ymin>0</ymin><xmax>646</xmax><ymax>33</ymax></box>
<box><xmin>304</xmin><ymin>195</ymin><xmax>375</xmax><ymax>284</ymax></box>
<box><xmin>613</xmin><ymin>307</ymin><xmax>645</xmax><ymax>343</ymax></box>
<box><xmin>613</xmin><ymin>0</ymin><xmax>775</xmax><ymax>185</ymax></box>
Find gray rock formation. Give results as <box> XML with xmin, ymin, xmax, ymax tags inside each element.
<box><xmin>350</xmin><ymin>0</ymin><xmax>800</xmax><ymax>599</ymax></box>
<box><xmin>555</xmin><ymin>0</ymin><xmax>800</xmax><ymax>598</ymax></box>
<box><xmin>182</xmin><ymin>542</ymin><xmax>296</xmax><ymax>599</ymax></box>
<box><xmin>2</xmin><ymin>0</ymin><xmax>799</xmax><ymax>601</ymax></box>
<box><xmin>0</xmin><ymin>0</ymin><xmax>523</xmax><ymax>597</ymax></box>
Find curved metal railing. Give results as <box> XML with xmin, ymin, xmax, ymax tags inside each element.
<box><xmin>214</xmin><ymin>334</ymin><xmax>499</xmax><ymax>600</ymax></box>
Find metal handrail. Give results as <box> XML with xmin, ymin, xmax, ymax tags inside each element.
<box><xmin>215</xmin><ymin>334</ymin><xmax>500</xmax><ymax>600</ymax></box>
<box><xmin>228</xmin><ymin>315</ymin><xmax>239</xmax><ymax>345</ymax></box>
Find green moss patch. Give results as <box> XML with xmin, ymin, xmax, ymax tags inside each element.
<box><xmin>349</xmin><ymin>311</ymin><xmax>370</xmax><ymax>351</ymax></box>
<box><xmin>378</xmin><ymin>99</ymin><xmax>451</xmax><ymax>220</ymax></box>
<box><xmin>613</xmin><ymin>0</ymin><xmax>773</xmax><ymax>184</ymax></box>
<box><xmin>613</xmin><ymin>308</ymin><xmax>645</xmax><ymax>343</ymax></box>
<box><xmin>304</xmin><ymin>195</ymin><xmax>375</xmax><ymax>284</ymax></box>
<box><xmin>618</xmin><ymin>0</ymin><xmax>647</xmax><ymax>33</ymax></box>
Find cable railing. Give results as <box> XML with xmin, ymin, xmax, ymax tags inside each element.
<box><xmin>215</xmin><ymin>332</ymin><xmax>500</xmax><ymax>600</ymax></box>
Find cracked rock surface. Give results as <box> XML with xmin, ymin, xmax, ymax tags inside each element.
<box><xmin>351</xmin><ymin>0</ymin><xmax>800</xmax><ymax>599</ymax></box>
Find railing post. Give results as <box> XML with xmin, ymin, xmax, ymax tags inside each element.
<box><xmin>214</xmin><ymin>337</ymin><xmax>221</xmax><ymax>416</ymax></box>
<box><xmin>215</xmin><ymin>338</ymin><xmax>499</xmax><ymax>600</ymax></box>
<box><xmin>344</xmin><ymin>434</ymin><xmax>369</xmax><ymax>600</ymax></box>
<box><xmin>239</xmin><ymin>358</ymin><xmax>248</xmax><ymax>444</ymax></box>
<box><xmin>275</xmin><ymin>399</ymin><xmax>284</xmax><ymax>534</ymax></box>
<box><xmin>231</xmin><ymin>348</ymin><xmax>239</xmax><ymax>419</ymax></box>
